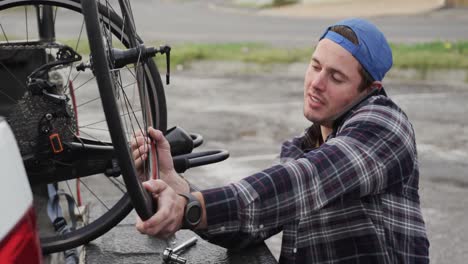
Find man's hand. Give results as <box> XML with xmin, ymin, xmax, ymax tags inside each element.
<box><xmin>136</xmin><ymin>179</ymin><xmax>186</xmax><ymax>238</ymax></box>
<box><xmin>131</xmin><ymin>127</ymin><xmax>189</xmax><ymax>194</ymax></box>
<box><xmin>130</xmin><ymin>130</ymin><xmax>151</xmax><ymax>177</ymax></box>
<box><xmin>131</xmin><ymin>127</ymin><xmax>174</xmax><ymax>176</ymax></box>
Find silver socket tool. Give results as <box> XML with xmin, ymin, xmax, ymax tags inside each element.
<box><xmin>162</xmin><ymin>236</ymin><xmax>198</xmax><ymax>264</ymax></box>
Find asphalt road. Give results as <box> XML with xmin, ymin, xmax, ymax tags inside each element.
<box><xmin>129</xmin><ymin>0</ymin><xmax>468</xmax><ymax>46</ymax></box>
<box><xmin>3</xmin><ymin>1</ymin><xmax>468</xmax><ymax>47</ymax></box>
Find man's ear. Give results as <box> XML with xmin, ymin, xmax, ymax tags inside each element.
<box><xmin>369</xmin><ymin>81</ymin><xmax>383</xmax><ymax>92</ymax></box>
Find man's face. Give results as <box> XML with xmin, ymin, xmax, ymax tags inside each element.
<box><xmin>303</xmin><ymin>38</ymin><xmax>368</xmax><ymax>127</ymax></box>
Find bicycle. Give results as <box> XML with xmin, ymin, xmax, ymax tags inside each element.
<box><xmin>0</xmin><ymin>0</ymin><xmax>228</xmax><ymax>254</ymax></box>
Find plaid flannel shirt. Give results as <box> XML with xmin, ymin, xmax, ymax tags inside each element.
<box><xmin>197</xmin><ymin>93</ymin><xmax>430</xmax><ymax>263</ymax></box>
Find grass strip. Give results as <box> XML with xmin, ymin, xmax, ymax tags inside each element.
<box><xmin>391</xmin><ymin>41</ymin><xmax>468</xmax><ymax>69</ymax></box>
<box><xmin>153</xmin><ymin>41</ymin><xmax>468</xmax><ymax>70</ymax></box>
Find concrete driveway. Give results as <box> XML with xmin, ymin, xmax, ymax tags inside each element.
<box><xmin>164</xmin><ymin>61</ymin><xmax>468</xmax><ymax>263</ymax></box>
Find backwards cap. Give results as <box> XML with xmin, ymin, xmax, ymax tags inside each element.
<box><xmin>320</xmin><ymin>18</ymin><xmax>393</xmax><ymax>81</ymax></box>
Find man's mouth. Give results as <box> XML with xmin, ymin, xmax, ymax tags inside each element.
<box><xmin>309</xmin><ymin>94</ymin><xmax>325</xmax><ymax>106</ymax></box>
<box><xmin>311</xmin><ymin>96</ymin><xmax>321</xmax><ymax>103</ymax></box>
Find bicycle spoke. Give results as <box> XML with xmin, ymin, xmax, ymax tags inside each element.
<box><xmin>120</xmin><ymin>0</ymin><xmax>137</xmax><ymax>41</ymax></box>
<box><xmin>76</xmin><ymin>96</ymin><xmax>101</xmax><ymax>108</ymax></box>
<box><xmin>115</xmin><ymin>68</ymin><xmax>143</xmax><ymax>126</ymax></box>
<box><xmin>69</xmin><ymin>71</ymin><xmax>82</xmax><ymax>90</ymax></box>
<box><xmin>0</xmin><ymin>62</ymin><xmax>27</xmax><ymax>91</ymax></box>
<box><xmin>73</xmin><ymin>75</ymin><xmax>96</xmax><ymax>92</ymax></box>
<box><xmin>64</xmin><ymin>19</ymin><xmax>86</xmax><ymax>94</ymax></box>
<box><xmin>119</xmin><ymin>13</ymin><xmax>126</xmax><ymax>44</ymax></box>
<box><xmin>75</xmin><ymin>79</ymin><xmax>136</xmax><ymax>109</ymax></box>
<box><xmin>118</xmin><ymin>92</ymin><xmax>136</xmax><ymax>142</ymax></box>
<box><xmin>128</xmin><ymin>26</ymin><xmax>152</xmax><ymax>178</ymax></box>
<box><xmin>121</xmin><ymin>81</ymin><xmax>138</xmax><ymax>89</ymax></box>
<box><xmin>0</xmin><ymin>22</ymin><xmax>9</xmax><ymax>43</ymax></box>
<box><xmin>64</xmin><ymin>180</ymin><xmax>86</xmax><ymax>224</ymax></box>
<box><xmin>78</xmin><ymin>126</ymin><xmax>109</xmax><ymax>132</ymax></box>
<box><xmin>76</xmin><ymin>129</ymin><xmax>109</xmax><ymax>144</ymax></box>
<box><xmin>79</xmin><ymin>108</ymin><xmax>142</xmax><ymax>129</ymax></box>
<box><xmin>99</xmin><ymin>0</ymin><xmax>149</xmax><ymax>156</ymax></box>
<box><xmin>118</xmin><ymin>92</ymin><xmax>131</xmax><ymax>137</ymax></box>
<box><xmin>116</xmin><ymin>67</ymin><xmax>124</xmax><ymax>99</ymax></box>
<box><xmin>62</xmin><ymin>66</ymin><xmax>78</xmax><ymax>91</ymax></box>
<box><xmin>124</xmin><ymin>65</ymin><xmax>137</xmax><ymax>79</ymax></box>
<box><xmin>120</xmin><ymin>85</ymin><xmax>145</xmax><ymax>137</ymax></box>
<box><xmin>119</xmin><ymin>85</ymin><xmax>150</xmax><ymax>175</ymax></box>
<box><xmin>79</xmin><ymin>179</ymin><xmax>110</xmax><ymax>211</ymax></box>
<box><xmin>106</xmin><ymin>177</ymin><xmax>126</xmax><ymax>194</ymax></box>
<box><xmin>69</xmin><ymin>116</ymin><xmax>105</xmax><ymax>144</ymax></box>
<box><xmin>0</xmin><ymin>89</ymin><xmax>17</xmax><ymax>103</ymax></box>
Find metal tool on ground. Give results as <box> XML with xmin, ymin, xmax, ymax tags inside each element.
<box><xmin>162</xmin><ymin>236</ymin><xmax>198</xmax><ymax>264</ymax></box>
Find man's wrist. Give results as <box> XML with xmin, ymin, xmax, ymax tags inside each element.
<box><xmin>191</xmin><ymin>192</ymin><xmax>207</xmax><ymax>230</ymax></box>
<box><xmin>163</xmin><ymin>171</ymin><xmax>190</xmax><ymax>193</ymax></box>
<box><xmin>177</xmin><ymin>194</ymin><xmax>189</xmax><ymax>229</ymax></box>
<box><xmin>176</xmin><ymin>191</ymin><xmax>207</xmax><ymax>230</ymax></box>
<box><xmin>178</xmin><ymin>174</ymin><xmax>198</xmax><ymax>192</ymax></box>
<box><xmin>178</xmin><ymin>192</ymin><xmax>202</xmax><ymax>229</ymax></box>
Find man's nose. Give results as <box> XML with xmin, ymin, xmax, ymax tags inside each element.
<box><xmin>311</xmin><ymin>71</ymin><xmax>326</xmax><ymax>92</ymax></box>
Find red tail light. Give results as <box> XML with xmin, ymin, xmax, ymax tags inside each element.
<box><xmin>0</xmin><ymin>206</ymin><xmax>42</xmax><ymax>264</ymax></box>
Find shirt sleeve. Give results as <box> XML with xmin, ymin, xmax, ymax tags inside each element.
<box><xmin>198</xmin><ymin>97</ymin><xmax>417</xmax><ymax>248</ymax></box>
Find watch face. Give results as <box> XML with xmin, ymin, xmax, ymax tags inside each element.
<box><xmin>186</xmin><ymin>202</ymin><xmax>202</xmax><ymax>225</ymax></box>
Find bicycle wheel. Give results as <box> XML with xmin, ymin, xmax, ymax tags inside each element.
<box><xmin>81</xmin><ymin>0</ymin><xmax>159</xmax><ymax>219</ymax></box>
<box><xmin>0</xmin><ymin>0</ymin><xmax>167</xmax><ymax>253</ymax></box>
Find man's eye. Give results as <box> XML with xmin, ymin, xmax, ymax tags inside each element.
<box><xmin>312</xmin><ymin>65</ymin><xmax>320</xmax><ymax>71</ymax></box>
<box><xmin>331</xmin><ymin>74</ymin><xmax>344</xmax><ymax>83</ymax></box>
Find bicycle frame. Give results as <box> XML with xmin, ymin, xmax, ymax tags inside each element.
<box><xmin>37</xmin><ymin>5</ymin><xmax>55</xmax><ymax>42</ymax></box>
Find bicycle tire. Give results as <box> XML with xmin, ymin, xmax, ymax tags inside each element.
<box><xmin>81</xmin><ymin>0</ymin><xmax>157</xmax><ymax>220</ymax></box>
<box><xmin>0</xmin><ymin>0</ymin><xmax>167</xmax><ymax>253</ymax></box>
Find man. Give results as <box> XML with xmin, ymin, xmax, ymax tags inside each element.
<box><xmin>133</xmin><ymin>18</ymin><xmax>430</xmax><ymax>263</ymax></box>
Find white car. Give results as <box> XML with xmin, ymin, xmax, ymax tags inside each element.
<box><xmin>0</xmin><ymin>117</ymin><xmax>42</xmax><ymax>263</ymax></box>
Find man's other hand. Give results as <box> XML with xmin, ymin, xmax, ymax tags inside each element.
<box><xmin>136</xmin><ymin>179</ymin><xmax>186</xmax><ymax>238</ymax></box>
<box><xmin>131</xmin><ymin>127</ymin><xmax>189</xmax><ymax>193</ymax></box>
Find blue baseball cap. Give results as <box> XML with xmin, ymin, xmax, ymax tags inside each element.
<box><xmin>320</xmin><ymin>18</ymin><xmax>393</xmax><ymax>81</ymax></box>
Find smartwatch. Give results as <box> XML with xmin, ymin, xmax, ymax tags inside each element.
<box><xmin>178</xmin><ymin>193</ymin><xmax>202</xmax><ymax>229</ymax></box>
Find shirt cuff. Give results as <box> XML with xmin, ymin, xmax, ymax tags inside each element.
<box><xmin>200</xmin><ymin>184</ymin><xmax>240</xmax><ymax>233</ymax></box>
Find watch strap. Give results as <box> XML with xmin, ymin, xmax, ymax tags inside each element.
<box><xmin>178</xmin><ymin>193</ymin><xmax>202</xmax><ymax>229</ymax></box>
